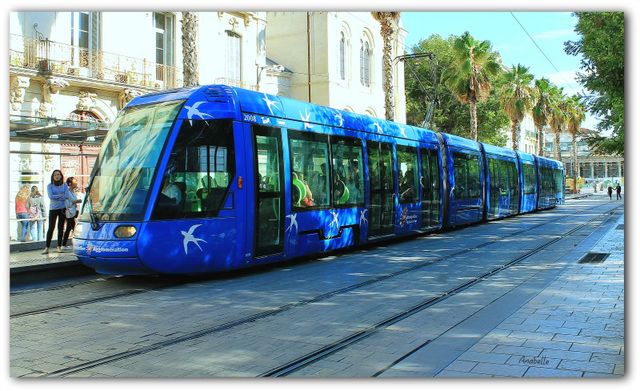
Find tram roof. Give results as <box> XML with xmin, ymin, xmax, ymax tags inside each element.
<box><xmin>481</xmin><ymin>142</ymin><xmax>517</xmax><ymax>159</ymax></box>
<box><xmin>128</xmin><ymin>84</ymin><xmax>440</xmax><ymax>144</ymax></box>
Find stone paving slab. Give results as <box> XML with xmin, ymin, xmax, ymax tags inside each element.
<box><xmin>431</xmin><ymin>213</ymin><xmax>624</xmax><ymax>377</ymax></box>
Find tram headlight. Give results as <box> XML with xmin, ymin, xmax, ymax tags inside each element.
<box><xmin>114</xmin><ymin>225</ymin><xmax>137</xmax><ymax>238</ymax></box>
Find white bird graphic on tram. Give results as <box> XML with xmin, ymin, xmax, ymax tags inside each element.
<box><xmin>181</xmin><ymin>224</ymin><xmax>207</xmax><ymax>255</ymax></box>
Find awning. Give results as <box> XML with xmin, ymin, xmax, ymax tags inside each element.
<box><xmin>10</xmin><ymin>115</ymin><xmax>109</xmax><ymax>146</ymax></box>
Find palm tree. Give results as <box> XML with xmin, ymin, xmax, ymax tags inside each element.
<box><xmin>567</xmin><ymin>95</ymin><xmax>586</xmax><ymax>177</ymax></box>
<box><xmin>371</xmin><ymin>12</ymin><xmax>400</xmax><ymax>121</ymax></box>
<box><xmin>500</xmin><ymin>64</ymin><xmax>534</xmax><ymax>151</ymax></box>
<box><xmin>443</xmin><ymin>31</ymin><xmax>501</xmax><ymax>141</ymax></box>
<box><xmin>549</xmin><ymin>86</ymin><xmax>569</xmax><ymax>161</ymax></box>
<box><xmin>182</xmin><ymin>12</ymin><xmax>199</xmax><ymax>87</ymax></box>
<box><xmin>532</xmin><ymin>78</ymin><xmax>553</xmax><ymax>156</ymax></box>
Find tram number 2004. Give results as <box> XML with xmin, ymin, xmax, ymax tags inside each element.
<box><xmin>243</xmin><ymin>113</ymin><xmax>257</xmax><ymax>122</ymax></box>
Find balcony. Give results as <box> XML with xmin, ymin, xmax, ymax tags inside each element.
<box><xmin>10</xmin><ymin>34</ymin><xmax>183</xmax><ymax>90</ymax></box>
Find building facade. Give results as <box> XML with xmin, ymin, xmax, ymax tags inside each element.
<box><xmin>543</xmin><ymin>129</ymin><xmax>624</xmax><ymax>187</ymax></box>
<box><xmin>9</xmin><ymin>11</ymin><xmax>404</xmax><ymax>244</ymax></box>
<box><xmin>265</xmin><ymin>12</ymin><xmax>407</xmax><ymax>123</ymax></box>
<box><xmin>504</xmin><ymin>113</ymin><xmax>539</xmax><ymax>154</ymax></box>
<box><xmin>8</xmin><ymin>11</ymin><xmax>268</xmax><ymax>243</ymax></box>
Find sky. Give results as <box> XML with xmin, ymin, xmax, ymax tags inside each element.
<box><xmin>401</xmin><ymin>11</ymin><xmax>598</xmax><ymax>130</ymax></box>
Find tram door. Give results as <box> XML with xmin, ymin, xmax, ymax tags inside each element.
<box><xmin>367</xmin><ymin>141</ymin><xmax>395</xmax><ymax>237</ymax></box>
<box><xmin>253</xmin><ymin>126</ymin><xmax>285</xmax><ymax>257</ymax></box>
<box><xmin>420</xmin><ymin>147</ymin><xmax>441</xmax><ymax>228</ymax></box>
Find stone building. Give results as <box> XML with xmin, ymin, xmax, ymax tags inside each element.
<box><xmin>265</xmin><ymin>12</ymin><xmax>407</xmax><ymax>123</ymax></box>
<box><xmin>8</xmin><ymin>11</ymin><xmax>406</xmax><ymax>243</ymax></box>
<box><xmin>8</xmin><ymin>11</ymin><xmax>268</xmax><ymax>243</ymax></box>
<box><xmin>543</xmin><ymin>129</ymin><xmax>624</xmax><ymax>187</ymax></box>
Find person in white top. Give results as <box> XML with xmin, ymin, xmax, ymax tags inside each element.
<box><xmin>61</xmin><ymin>177</ymin><xmax>83</xmax><ymax>250</ymax></box>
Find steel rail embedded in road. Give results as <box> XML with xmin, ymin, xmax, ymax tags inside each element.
<box><xmin>259</xmin><ymin>205</ymin><xmax>623</xmax><ymax>377</ymax></box>
<box><xmin>34</xmin><ymin>202</ymin><xmax>620</xmax><ymax>378</ymax></box>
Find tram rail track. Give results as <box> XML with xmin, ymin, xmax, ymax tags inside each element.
<box><xmin>33</xmin><ymin>202</ymin><xmax>621</xmax><ymax>378</ymax></box>
<box><xmin>260</xmin><ymin>206</ymin><xmax>622</xmax><ymax>377</ymax></box>
<box><xmin>12</xmin><ymin>199</ymin><xmax>597</xmax><ymax>319</ymax></box>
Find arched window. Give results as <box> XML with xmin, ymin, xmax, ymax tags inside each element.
<box><xmin>360</xmin><ymin>40</ymin><xmax>371</xmax><ymax>87</ymax></box>
<box><xmin>339</xmin><ymin>32</ymin><xmax>346</xmax><ymax>80</ymax></box>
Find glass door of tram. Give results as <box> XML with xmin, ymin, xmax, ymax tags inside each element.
<box><xmin>253</xmin><ymin>126</ymin><xmax>285</xmax><ymax>257</ymax></box>
<box><xmin>367</xmin><ymin>141</ymin><xmax>395</xmax><ymax>238</ymax></box>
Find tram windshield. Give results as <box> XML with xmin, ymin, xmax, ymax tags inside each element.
<box><xmin>81</xmin><ymin>99</ymin><xmax>185</xmax><ymax>221</ymax></box>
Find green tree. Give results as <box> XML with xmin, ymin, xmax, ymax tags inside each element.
<box><xmin>405</xmin><ymin>34</ymin><xmax>508</xmax><ymax>144</ymax></box>
<box><xmin>442</xmin><ymin>31</ymin><xmax>502</xmax><ymax>141</ymax></box>
<box><xmin>567</xmin><ymin>95</ymin><xmax>586</xmax><ymax>177</ymax></box>
<box><xmin>565</xmin><ymin>12</ymin><xmax>624</xmax><ymax>156</ymax></box>
<box><xmin>500</xmin><ymin>64</ymin><xmax>534</xmax><ymax>151</ymax></box>
<box><xmin>532</xmin><ymin>78</ymin><xmax>553</xmax><ymax>155</ymax></box>
<box><xmin>549</xmin><ymin>86</ymin><xmax>569</xmax><ymax>160</ymax></box>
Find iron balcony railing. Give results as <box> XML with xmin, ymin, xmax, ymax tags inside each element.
<box><xmin>10</xmin><ymin>34</ymin><xmax>184</xmax><ymax>90</ymax></box>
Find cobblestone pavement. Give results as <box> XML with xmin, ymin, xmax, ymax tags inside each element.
<box><xmin>431</xmin><ymin>213</ymin><xmax>625</xmax><ymax>377</ymax></box>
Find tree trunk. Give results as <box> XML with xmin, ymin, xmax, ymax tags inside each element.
<box><xmin>537</xmin><ymin>125</ymin><xmax>544</xmax><ymax>156</ymax></box>
<box><xmin>555</xmin><ymin>129</ymin><xmax>561</xmax><ymax>161</ymax></box>
<box><xmin>511</xmin><ymin>119</ymin><xmax>520</xmax><ymax>151</ymax></box>
<box><xmin>379</xmin><ymin>15</ymin><xmax>395</xmax><ymax>121</ymax></box>
<box><xmin>182</xmin><ymin>12</ymin><xmax>199</xmax><ymax>87</ymax></box>
<box><xmin>572</xmin><ymin>132</ymin><xmax>578</xmax><ymax>177</ymax></box>
<box><xmin>469</xmin><ymin>99</ymin><xmax>478</xmax><ymax>141</ymax></box>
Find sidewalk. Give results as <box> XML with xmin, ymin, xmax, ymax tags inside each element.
<box><xmin>435</xmin><ymin>213</ymin><xmax>625</xmax><ymax>377</ymax></box>
<box><xmin>9</xmin><ymin>247</ymin><xmax>80</xmax><ymax>273</ymax></box>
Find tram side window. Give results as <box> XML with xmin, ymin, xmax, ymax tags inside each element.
<box><xmin>289</xmin><ymin>132</ymin><xmax>330</xmax><ymax>209</ymax></box>
<box><xmin>153</xmin><ymin>119</ymin><xmax>235</xmax><ymax>219</ymax></box>
<box><xmin>499</xmin><ymin>160</ymin><xmax>510</xmax><ymax>196</ymax></box>
<box><xmin>540</xmin><ymin>167</ymin><xmax>553</xmax><ymax>195</ymax></box>
<box><xmin>522</xmin><ymin>163</ymin><xmax>536</xmax><ymax>195</ymax></box>
<box><xmin>452</xmin><ymin>152</ymin><xmax>481</xmax><ymax>199</ymax></box>
<box><xmin>397</xmin><ymin>145</ymin><xmax>419</xmax><ymax>204</ymax></box>
<box><xmin>554</xmin><ymin>169</ymin><xmax>564</xmax><ymax>193</ymax></box>
<box><xmin>508</xmin><ymin>161</ymin><xmax>518</xmax><ymax>193</ymax></box>
<box><xmin>331</xmin><ymin>136</ymin><xmax>365</xmax><ymax>206</ymax></box>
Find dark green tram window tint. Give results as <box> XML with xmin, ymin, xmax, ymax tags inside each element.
<box><xmin>254</xmin><ymin>126</ymin><xmax>285</xmax><ymax>256</ymax></box>
<box><xmin>289</xmin><ymin>132</ymin><xmax>330</xmax><ymax>209</ymax></box>
<box><xmin>499</xmin><ymin>160</ymin><xmax>509</xmax><ymax>197</ymax></box>
<box><xmin>452</xmin><ymin>153</ymin><xmax>467</xmax><ymax>199</ymax></box>
<box><xmin>331</xmin><ymin>136</ymin><xmax>365</xmax><ymax>207</ymax></box>
<box><xmin>452</xmin><ymin>152</ymin><xmax>481</xmax><ymax>199</ymax></box>
<box><xmin>367</xmin><ymin>141</ymin><xmax>395</xmax><ymax>237</ymax></box>
<box><xmin>420</xmin><ymin>148</ymin><xmax>440</xmax><ymax>227</ymax></box>
<box><xmin>397</xmin><ymin>145</ymin><xmax>419</xmax><ymax>204</ymax></box>
<box><xmin>522</xmin><ymin>163</ymin><xmax>536</xmax><ymax>195</ymax></box>
<box><xmin>507</xmin><ymin>161</ymin><xmax>519</xmax><ymax>214</ymax></box>
<box><xmin>554</xmin><ymin>169</ymin><xmax>564</xmax><ymax>193</ymax></box>
<box><xmin>540</xmin><ymin>167</ymin><xmax>553</xmax><ymax>198</ymax></box>
<box><xmin>488</xmin><ymin>158</ymin><xmax>500</xmax><ymax>217</ymax></box>
<box><xmin>153</xmin><ymin>119</ymin><xmax>235</xmax><ymax>220</ymax></box>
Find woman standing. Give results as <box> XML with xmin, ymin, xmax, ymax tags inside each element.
<box><xmin>27</xmin><ymin>186</ymin><xmax>46</xmax><ymax>241</ymax></box>
<box><xmin>14</xmin><ymin>185</ymin><xmax>30</xmax><ymax>242</ymax></box>
<box><xmin>61</xmin><ymin>177</ymin><xmax>82</xmax><ymax>250</ymax></box>
<box><xmin>42</xmin><ymin>170</ymin><xmax>68</xmax><ymax>254</ymax></box>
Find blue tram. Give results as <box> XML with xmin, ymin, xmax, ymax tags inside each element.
<box><xmin>73</xmin><ymin>85</ymin><xmax>564</xmax><ymax>275</ymax></box>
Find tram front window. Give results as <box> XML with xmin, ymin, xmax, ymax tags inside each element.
<box><xmin>152</xmin><ymin>119</ymin><xmax>235</xmax><ymax>219</ymax></box>
<box><xmin>81</xmin><ymin>100</ymin><xmax>185</xmax><ymax>222</ymax></box>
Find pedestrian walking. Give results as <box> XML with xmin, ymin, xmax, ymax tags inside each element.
<box><xmin>607</xmin><ymin>185</ymin><xmax>613</xmax><ymax>200</ymax></box>
<box><xmin>14</xmin><ymin>185</ymin><xmax>30</xmax><ymax>242</ymax></box>
<box><xmin>42</xmin><ymin>170</ymin><xmax>69</xmax><ymax>254</ymax></box>
<box><xmin>27</xmin><ymin>185</ymin><xmax>46</xmax><ymax>241</ymax></box>
<box><xmin>616</xmin><ymin>184</ymin><xmax>622</xmax><ymax>200</ymax></box>
<box><xmin>61</xmin><ymin>177</ymin><xmax>83</xmax><ymax>250</ymax></box>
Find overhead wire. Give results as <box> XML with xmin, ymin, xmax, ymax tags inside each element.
<box><xmin>509</xmin><ymin>12</ymin><xmax>578</xmax><ymax>94</ymax></box>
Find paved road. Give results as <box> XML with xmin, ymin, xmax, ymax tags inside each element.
<box><xmin>9</xmin><ymin>195</ymin><xmax>624</xmax><ymax>378</ymax></box>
